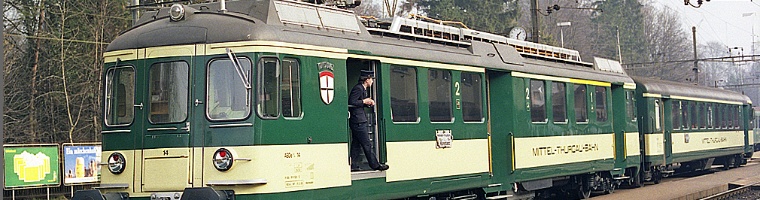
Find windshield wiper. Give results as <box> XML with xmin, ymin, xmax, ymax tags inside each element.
<box><xmin>226</xmin><ymin>48</ymin><xmax>251</xmax><ymax>89</ymax></box>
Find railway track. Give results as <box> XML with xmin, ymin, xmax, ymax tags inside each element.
<box><xmin>699</xmin><ymin>182</ymin><xmax>760</xmax><ymax>200</ymax></box>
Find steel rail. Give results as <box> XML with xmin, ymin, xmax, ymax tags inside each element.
<box><xmin>699</xmin><ymin>181</ymin><xmax>760</xmax><ymax>200</ymax></box>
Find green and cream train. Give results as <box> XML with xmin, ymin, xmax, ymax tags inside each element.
<box><xmin>73</xmin><ymin>0</ymin><xmax>753</xmax><ymax>199</ymax></box>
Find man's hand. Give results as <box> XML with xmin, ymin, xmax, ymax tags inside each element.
<box><xmin>362</xmin><ymin>98</ymin><xmax>375</xmax><ymax>106</ymax></box>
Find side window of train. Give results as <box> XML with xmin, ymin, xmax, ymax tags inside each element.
<box><xmin>104</xmin><ymin>66</ymin><xmax>135</xmax><ymax>126</ymax></box>
<box><xmin>728</xmin><ymin>106</ymin><xmax>733</xmax><ymax>129</ymax></box>
<box><xmin>690</xmin><ymin>102</ymin><xmax>698</xmax><ymax>129</ymax></box>
<box><xmin>149</xmin><ymin>61</ymin><xmax>189</xmax><ymax>124</ymax></box>
<box><xmin>734</xmin><ymin>106</ymin><xmax>742</xmax><ymax>128</ymax></box>
<box><xmin>736</xmin><ymin>106</ymin><xmax>742</xmax><ymax>129</ymax></box>
<box><xmin>530</xmin><ymin>79</ymin><xmax>546</xmax><ymax>123</ymax></box>
<box><xmin>671</xmin><ymin>101</ymin><xmax>681</xmax><ymax>130</ymax></box>
<box><xmin>626</xmin><ymin>91</ymin><xmax>636</xmax><ymax>122</ymax></box>
<box><xmin>707</xmin><ymin>104</ymin><xmax>714</xmax><ymax>129</ymax></box>
<box><xmin>699</xmin><ymin>103</ymin><xmax>706</xmax><ymax>129</ymax></box>
<box><xmin>390</xmin><ymin>65</ymin><xmax>419</xmax><ymax>122</ymax></box>
<box><xmin>574</xmin><ymin>84</ymin><xmax>588</xmax><ymax>123</ymax></box>
<box><xmin>461</xmin><ymin>72</ymin><xmax>483</xmax><ymax>122</ymax></box>
<box><xmin>429</xmin><ymin>69</ymin><xmax>452</xmax><ymax>122</ymax></box>
<box><xmin>595</xmin><ymin>87</ymin><xmax>607</xmax><ymax>122</ymax></box>
<box><xmin>654</xmin><ymin>99</ymin><xmax>661</xmax><ymax>131</ymax></box>
<box><xmin>281</xmin><ymin>58</ymin><xmax>302</xmax><ymax>118</ymax></box>
<box><xmin>257</xmin><ymin>57</ymin><xmax>280</xmax><ymax>119</ymax></box>
<box><xmin>720</xmin><ymin>105</ymin><xmax>727</xmax><ymax>129</ymax></box>
<box><xmin>682</xmin><ymin>101</ymin><xmax>690</xmax><ymax>129</ymax></box>
<box><xmin>207</xmin><ymin>57</ymin><xmax>252</xmax><ymax>121</ymax></box>
<box><xmin>552</xmin><ymin>82</ymin><xmax>567</xmax><ymax>123</ymax></box>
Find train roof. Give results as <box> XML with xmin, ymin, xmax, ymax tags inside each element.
<box><xmin>632</xmin><ymin>76</ymin><xmax>751</xmax><ymax>104</ymax></box>
<box><xmin>108</xmin><ymin>0</ymin><xmax>633</xmax><ymax>85</ymax></box>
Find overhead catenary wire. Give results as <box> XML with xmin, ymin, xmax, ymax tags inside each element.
<box><xmin>4</xmin><ymin>33</ymin><xmax>110</xmax><ymax>45</ymax></box>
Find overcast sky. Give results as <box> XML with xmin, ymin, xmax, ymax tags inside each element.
<box><xmin>656</xmin><ymin>0</ymin><xmax>760</xmax><ymax>55</ymax></box>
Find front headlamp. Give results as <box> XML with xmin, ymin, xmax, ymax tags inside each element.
<box><xmin>169</xmin><ymin>4</ymin><xmax>185</xmax><ymax>21</ymax></box>
<box><xmin>213</xmin><ymin>148</ymin><xmax>234</xmax><ymax>171</ymax></box>
<box><xmin>108</xmin><ymin>152</ymin><xmax>126</xmax><ymax>174</ymax></box>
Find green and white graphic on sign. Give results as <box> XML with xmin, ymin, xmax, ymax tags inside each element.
<box><xmin>4</xmin><ymin>145</ymin><xmax>60</xmax><ymax>188</ymax></box>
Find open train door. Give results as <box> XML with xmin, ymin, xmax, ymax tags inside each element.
<box><xmin>137</xmin><ymin>45</ymin><xmax>198</xmax><ymax>193</ymax></box>
<box><xmin>346</xmin><ymin>58</ymin><xmax>385</xmax><ymax>172</ymax></box>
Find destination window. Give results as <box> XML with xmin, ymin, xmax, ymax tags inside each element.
<box><xmin>530</xmin><ymin>80</ymin><xmax>546</xmax><ymax>123</ymax></box>
<box><xmin>428</xmin><ymin>69</ymin><xmax>452</xmax><ymax>122</ymax></box>
<box><xmin>104</xmin><ymin>67</ymin><xmax>135</xmax><ymax>126</ymax></box>
<box><xmin>149</xmin><ymin>61</ymin><xmax>189</xmax><ymax>124</ymax></box>
<box><xmin>207</xmin><ymin>57</ymin><xmax>252</xmax><ymax>121</ymax></box>
<box><xmin>390</xmin><ymin>65</ymin><xmax>419</xmax><ymax>122</ymax></box>
<box><xmin>461</xmin><ymin>72</ymin><xmax>483</xmax><ymax>122</ymax></box>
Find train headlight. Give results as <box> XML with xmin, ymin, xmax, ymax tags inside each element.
<box><xmin>169</xmin><ymin>4</ymin><xmax>185</xmax><ymax>21</ymax></box>
<box><xmin>213</xmin><ymin>148</ymin><xmax>234</xmax><ymax>171</ymax></box>
<box><xmin>108</xmin><ymin>152</ymin><xmax>126</xmax><ymax>174</ymax></box>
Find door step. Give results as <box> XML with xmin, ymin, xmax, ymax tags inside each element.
<box><xmin>485</xmin><ymin>194</ymin><xmax>513</xmax><ymax>200</ymax></box>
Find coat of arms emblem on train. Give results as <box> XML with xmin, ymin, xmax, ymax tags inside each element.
<box><xmin>318</xmin><ymin>62</ymin><xmax>335</xmax><ymax>105</ymax></box>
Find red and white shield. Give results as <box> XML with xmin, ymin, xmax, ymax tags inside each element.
<box><xmin>319</xmin><ymin>71</ymin><xmax>334</xmax><ymax>105</ymax></box>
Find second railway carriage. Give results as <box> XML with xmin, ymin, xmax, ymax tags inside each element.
<box><xmin>74</xmin><ymin>0</ymin><xmax>752</xmax><ymax>199</ymax></box>
<box><xmin>488</xmin><ymin>57</ymin><xmax>639</xmax><ymax>198</ymax></box>
<box><xmin>634</xmin><ymin>77</ymin><xmax>753</xmax><ymax>183</ymax></box>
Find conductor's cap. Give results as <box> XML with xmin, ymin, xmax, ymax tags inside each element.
<box><xmin>360</xmin><ymin>70</ymin><xmax>374</xmax><ymax>79</ymax></box>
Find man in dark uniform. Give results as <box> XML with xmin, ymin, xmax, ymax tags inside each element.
<box><xmin>349</xmin><ymin>70</ymin><xmax>389</xmax><ymax>171</ymax></box>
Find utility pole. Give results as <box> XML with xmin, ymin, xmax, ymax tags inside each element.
<box><xmin>531</xmin><ymin>0</ymin><xmax>539</xmax><ymax>43</ymax></box>
<box><xmin>132</xmin><ymin>0</ymin><xmax>140</xmax><ymax>25</ymax></box>
<box><xmin>692</xmin><ymin>26</ymin><xmax>699</xmax><ymax>85</ymax></box>
<box><xmin>616</xmin><ymin>27</ymin><xmax>623</xmax><ymax>64</ymax></box>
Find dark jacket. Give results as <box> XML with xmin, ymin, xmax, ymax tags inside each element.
<box><xmin>349</xmin><ymin>83</ymin><xmax>369</xmax><ymax>123</ymax></box>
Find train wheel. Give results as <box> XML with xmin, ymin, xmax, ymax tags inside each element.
<box><xmin>652</xmin><ymin>170</ymin><xmax>661</xmax><ymax>184</ymax></box>
<box><xmin>577</xmin><ymin>186</ymin><xmax>591</xmax><ymax>199</ymax></box>
<box><xmin>723</xmin><ymin>156</ymin><xmax>734</xmax><ymax>170</ymax></box>
<box><xmin>604</xmin><ymin>178</ymin><xmax>615</xmax><ymax>194</ymax></box>
<box><xmin>577</xmin><ymin>176</ymin><xmax>592</xmax><ymax>200</ymax></box>
<box><xmin>733</xmin><ymin>156</ymin><xmax>742</xmax><ymax>168</ymax></box>
<box><xmin>633</xmin><ymin>172</ymin><xmax>643</xmax><ymax>188</ymax></box>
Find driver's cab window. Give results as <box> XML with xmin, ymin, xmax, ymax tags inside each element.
<box><xmin>207</xmin><ymin>58</ymin><xmax>252</xmax><ymax>121</ymax></box>
<box><xmin>104</xmin><ymin>67</ymin><xmax>135</xmax><ymax>126</ymax></box>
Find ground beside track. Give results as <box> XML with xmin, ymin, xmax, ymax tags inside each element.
<box><xmin>591</xmin><ymin>154</ymin><xmax>760</xmax><ymax>200</ymax></box>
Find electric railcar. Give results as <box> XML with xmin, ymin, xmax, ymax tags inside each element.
<box><xmin>73</xmin><ymin>0</ymin><xmax>753</xmax><ymax>199</ymax></box>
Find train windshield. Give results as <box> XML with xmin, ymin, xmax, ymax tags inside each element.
<box><xmin>207</xmin><ymin>58</ymin><xmax>252</xmax><ymax>120</ymax></box>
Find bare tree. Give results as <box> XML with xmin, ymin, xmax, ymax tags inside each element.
<box><xmin>4</xmin><ymin>0</ymin><xmax>131</xmax><ymax>144</ymax></box>
<box><xmin>628</xmin><ymin>3</ymin><xmax>692</xmax><ymax>82</ymax></box>
<box><xmin>351</xmin><ymin>0</ymin><xmax>384</xmax><ymax>18</ymax></box>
